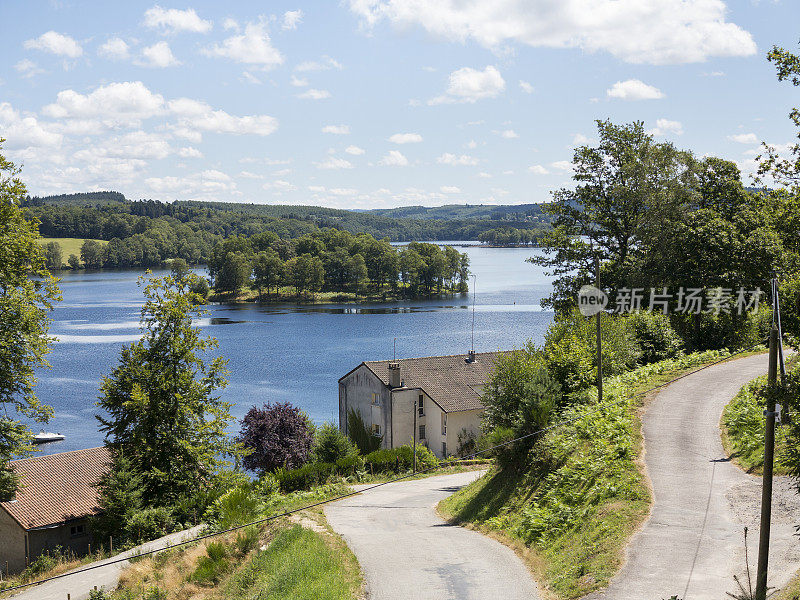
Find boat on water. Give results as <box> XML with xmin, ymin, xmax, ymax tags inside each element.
<box><xmin>32</xmin><ymin>430</ymin><xmax>65</xmax><ymax>444</ymax></box>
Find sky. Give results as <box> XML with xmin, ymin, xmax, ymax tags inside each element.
<box><xmin>0</xmin><ymin>0</ymin><xmax>798</xmax><ymax>209</ymax></box>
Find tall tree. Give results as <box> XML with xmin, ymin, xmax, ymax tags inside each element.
<box><xmin>43</xmin><ymin>241</ymin><xmax>63</xmax><ymax>271</ymax></box>
<box><xmin>97</xmin><ymin>273</ymin><xmax>242</xmax><ymax>507</ymax></box>
<box><xmin>0</xmin><ymin>142</ymin><xmax>60</xmax><ymax>500</ymax></box>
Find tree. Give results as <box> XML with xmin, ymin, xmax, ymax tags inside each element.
<box><xmin>313</xmin><ymin>422</ymin><xmax>358</xmax><ymax>463</ymax></box>
<box><xmin>215</xmin><ymin>252</ymin><xmax>251</xmax><ymax>294</ymax></box>
<box><xmin>68</xmin><ymin>254</ymin><xmax>81</xmax><ymax>270</ymax></box>
<box><xmin>169</xmin><ymin>258</ymin><xmax>191</xmax><ymax>281</ymax></box>
<box><xmin>81</xmin><ymin>239</ymin><xmax>105</xmax><ymax>269</ymax></box>
<box><xmin>758</xmin><ymin>42</ymin><xmax>800</xmax><ymax>189</ymax></box>
<box><xmin>239</xmin><ymin>402</ymin><xmax>314</xmax><ymax>474</ymax></box>
<box><xmin>252</xmin><ymin>250</ymin><xmax>283</xmax><ymax>299</ymax></box>
<box><xmin>43</xmin><ymin>241</ymin><xmax>62</xmax><ymax>271</ymax></box>
<box><xmin>0</xmin><ymin>142</ymin><xmax>60</xmax><ymax>500</ymax></box>
<box><xmin>285</xmin><ymin>253</ymin><xmax>324</xmax><ymax>297</ymax></box>
<box><xmin>91</xmin><ymin>450</ymin><xmax>143</xmax><ymax>543</ymax></box>
<box><xmin>96</xmin><ymin>273</ymin><xmax>241</xmax><ymax>509</ymax></box>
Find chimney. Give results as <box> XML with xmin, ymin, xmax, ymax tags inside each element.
<box><xmin>466</xmin><ymin>350</ymin><xmax>476</xmax><ymax>363</ymax></box>
<box><xmin>388</xmin><ymin>362</ymin><xmax>401</xmax><ymax>387</ymax></box>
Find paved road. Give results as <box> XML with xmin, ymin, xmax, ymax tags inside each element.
<box><xmin>586</xmin><ymin>353</ymin><xmax>800</xmax><ymax>600</ymax></box>
<box><xmin>324</xmin><ymin>471</ymin><xmax>541</xmax><ymax>600</ymax></box>
<box><xmin>7</xmin><ymin>526</ymin><xmax>202</xmax><ymax>600</ymax></box>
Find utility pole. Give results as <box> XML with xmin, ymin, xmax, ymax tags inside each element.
<box><xmin>755</xmin><ymin>325</ymin><xmax>779</xmax><ymax>600</ymax></box>
<box><xmin>412</xmin><ymin>396</ymin><xmax>417</xmax><ymax>473</ymax></box>
<box><xmin>595</xmin><ymin>255</ymin><xmax>603</xmax><ymax>403</ymax></box>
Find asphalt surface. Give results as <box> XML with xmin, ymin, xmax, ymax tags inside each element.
<box><xmin>324</xmin><ymin>470</ymin><xmax>542</xmax><ymax>600</ymax></box>
<box><xmin>6</xmin><ymin>526</ymin><xmax>202</xmax><ymax>600</ymax></box>
<box><xmin>585</xmin><ymin>352</ymin><xmax>800</xmax><ymax>600</ymax></box>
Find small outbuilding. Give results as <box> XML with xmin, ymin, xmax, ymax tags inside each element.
<box><xmin>0</xmin><ymin>446</ymin><xmax>110</xmax><ymax>574</ymax></box>
<box><xmin>338</xmin><ymin>351</ymin><xmax>508</xmax><ymax>458</ymax></box>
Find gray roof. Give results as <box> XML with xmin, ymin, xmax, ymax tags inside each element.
<box><xmin>358</xmin><ymin>351</ymin><xmax>510</xmax><ymax>413</ymax></box>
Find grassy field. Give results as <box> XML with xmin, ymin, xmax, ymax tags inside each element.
<box><xmin>38</xmin><ymin>237</ymin><xmax>107</xmax><ymax>267</ymax></box>
<box><xmin>439</xmin><ymin>349</ymin><xmax>749</xmax><ymax>600</ymax></box>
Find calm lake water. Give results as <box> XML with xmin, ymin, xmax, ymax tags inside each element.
<box><xmin>30</xmin><ymin>246</ymin><xmax>554</xmax><ymax>454</ymax></box>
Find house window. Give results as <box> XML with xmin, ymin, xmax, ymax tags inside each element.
<box><xmin>70</xmin><ymin>524</ymin><xmax>86</xmax><ymax>538</ymax></box>
<box><xmin>419</xmin><ymin>425</ymin><xmax>426</xmax><ymax>440</ymax></box>
<box><xmin>418</xmin><ymin>395</ymin><xmax>424</xmax><ymax>417</ymax></box>
<box><xmin>441</xmin><ymin>413</ymin><xmax>447</xmax><ymax>436</ymax></box>
<box><xmin>371</xmin><ymin>423</ymin><xmax>381</xmax><ymax>435</ymax></box>
<box><xmin>442</xmin><ymin>442</ymin><xmax>447</xmax><ymax>457</ymax></box>
<box><xmin>371</xmin><ymin>392</ymin><xmax>378</xmax><ymax>405</ymax></box>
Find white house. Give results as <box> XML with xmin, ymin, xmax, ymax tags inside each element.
<box><xmin>338</xmin><ymin>351</ymin><xmax>509</xmax><ymax>458</ymax></box>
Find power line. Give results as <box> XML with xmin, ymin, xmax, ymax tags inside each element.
<box><xmin>1</xmin><ymin>340</ymin><xmax>767</xmax><ymax>595</ymax></box>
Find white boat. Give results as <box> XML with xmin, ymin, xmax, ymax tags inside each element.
<box><xmin>32</xmin><ymin>430</ymin><xmax>65</xmax><ymax>444</ymax></box>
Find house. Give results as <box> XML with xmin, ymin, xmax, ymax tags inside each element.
<box><xmin>338</xmin><ymin>351</ymin><xmax>509</xmax><ymax>458</ymax></box>
<box><xmin>0</xmin><ymin>447</ymin><xmax>110</xmax><ymax>574</ymax></box>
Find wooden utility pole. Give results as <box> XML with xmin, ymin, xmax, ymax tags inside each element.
<box><xmin>755</xmin><ymin>325</ymin><xmax>779</xmax><ymax>600</ymax></box>
<box><xmin>595</xmin><ymin>256</ymin><xmax>603</xmax><ymax>403</ymax></box>
<box><xmin>412</xmin><ymin>397</ymin><xmax>417</xmax><ymax>473</ymax></box>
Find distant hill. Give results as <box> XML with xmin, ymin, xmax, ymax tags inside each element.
<box><xmin>26</xmin><ymin>191</ymin><xmax>127</xmax><ymax>206</ymax></box>
<box><xmin>365</xmin><ymin>203</ymin><xmax>547</xmax><ymax>222</ymax></box>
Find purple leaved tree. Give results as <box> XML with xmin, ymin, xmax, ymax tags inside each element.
<box><xmin>239</xmin><ymin>402</ymin><xmax>314</xmax><ymax>474</ymax></box>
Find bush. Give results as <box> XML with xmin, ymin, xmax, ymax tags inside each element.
<box><xmin>456</xmin><ymin>429</ymin><xmax>478</xmax><ymax>457</ymax></box>
<box><xmin>364</xmin><ymin>444</ymin><xmax>437</xmax><ymax>473</ymax></box>
<box><xmin>627</xmin><ymin>312</ymin><xmax>683</xmax><ymax>364</ymax></box>
<box><xmin>276</xmin><ymin>462</ymin><xmax>337</xmax><ymax>492</ymax></box>
<box><xmin>125</xmin><ymin>507</ymin><xmax>176</xmax><ymax>544</ymax></box>
<box><xmin>191</xmin><ymin>542</ymin><xmax>229</xmax><ymax>585</ymax></box>
<box><xmin>313</xmin><ymin>422</ymin><xmax>359</xmax><ymax>463</ymax></box>
<box><xmin>235</xmin><ymin>526</ymin><xmax>259</xmax><ymax>555</ymax></box>
<box><xmin>239</xmin><ymin>402</ymin><xmax>314</xmax><ymax>474</ymax></box>
<box><xmin>204</xmin><ymin>484</ymin><xmax>260</xmax><ymax>531</ymax></box>
<box><xmin>347</xmin><ymin>409</ymin><xmax>382</xmax><ymax>454</ymax></box>
<box><xmin>335</xmin><ymin>454</ymin><xmax>365</xmax><ymax>476</ymax></box>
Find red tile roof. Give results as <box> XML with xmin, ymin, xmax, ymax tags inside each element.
<box><xmin>358</xmin><ymin>351</ymin><xmax>509</xmax><ymax>413</ymax></box>
<box><xmin>1</xmin><ymin>447</ymin><xmax>111</xmax><ymax>530</ymax></box>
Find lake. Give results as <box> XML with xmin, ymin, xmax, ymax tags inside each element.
<box><xmin>29</xmin><ymin>246</ymin><xmax>554</xmax><ymax>454</ymax></box>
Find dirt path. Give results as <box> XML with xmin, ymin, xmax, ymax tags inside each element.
<box><xmin>324</xmin><ymin>471</ymin><xmax>541</xmax><ymax>600</ymax></box>
<box><xmin>585</xmin><ymin>353</ymin><xmax>800</xmax><ymax>600</ymax></box>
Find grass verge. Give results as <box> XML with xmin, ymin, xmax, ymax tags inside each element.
<box><xmin>439</xmin><ymin>349</ymin><xmax>751</xmax><ymax>600</ymax></box>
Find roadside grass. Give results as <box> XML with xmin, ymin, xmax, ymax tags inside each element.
<box><xmin>720</xmin><ymin>356</ymin><xmax>796</xmax><ymax>475</ymax></box>
<box><xmin>38</xmin><ymin>237</ymin><xmax>107</xmax><ymax>267</ymax></box>
<box><xmin>355</xmin><ymin>459</ymin><xmax>492</xmax><ymax>485</ymax></box>
<box><xmin>775</xmin><ymin>568</ymin><xmax>800</xmax><ymax>600</ymax></box>
<box><xmin>439</xmin><ymin>348</ymin><xmax>751</xmax><ymax>600</ymax></box>
<box><xmin>0</xmin><ymin>545</ymin><xmax>115</xmax><ymax>596</ymax></box>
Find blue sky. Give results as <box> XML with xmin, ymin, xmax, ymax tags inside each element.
<box><xmin>0</xmin><ymin>0</ymin><xmax>798</xmax><ymax>208</ymax></box>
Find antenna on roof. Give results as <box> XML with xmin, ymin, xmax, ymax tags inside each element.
<box><xmin>393</xmin><ymin>337</ymin><xmax>397</xmax><ymax>361</ymax></box>
<box><xmin>468</xmin><ymin>274</ymin><xmax>477</xmax><ymax>362</ymax></box>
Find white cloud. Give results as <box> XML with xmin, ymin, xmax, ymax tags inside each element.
<box><xmin>499</xmin><ymin>129</ymin><xmax>518</xmax><ymax>139</ymax></box>
<box><xmin>137</xmin><ymin>41</ymin><xmax>180</xmax><ymax>67</ymax></box>
<box><xmin>477</xmin><ymin>172</ymin><xmax>492</xmax><ymax>178</ymax></box>
<box><xmin>75</xmin><ymin>130</ymin><xmax>172</xmax><ymax>161</ymax></box>
<box><xmin>241</xmin><ymin>71</ymin><xmax>262</xmax><ymax>84</ymax></box>
<box><xmin>649</xmin><ymin>118</ymin><xmax>684</xmax><ymax>136</ymax></box>
<box><xmin>437</xmin><ymin>153</ymin><xmax>479</xmax><ymax>166</ymax></box>
<box><xmin>441</xmin><ymin>185</ymin><xmax>460</xmax><ymax>193</ymax></box>
<box><xmin>528</xmin><ymin>164</ymin><xmax>549</xmax><ymax>175</ymax></box>
<box><xmin>223</xmin><ymin>18</ymin><xmax>239</xmax><ymax>32</ymax></box>
<box><xmin>24</xmin><ymin>31</ymin><xmax>83</xmax><ymax>58</ymax></box>
<box><xmin>14</xmin><ymin>59</ymin><xmax>44</xmax><ymax>78</ymax></box>
<box><xmin>263</xmin><ymin>179</ymin><xmax>297</xmax><ymax>192</ymax></box>
<box><xmin>389</xmin><ymin>133</ymin><xmax>423</xmax><ymax>144</ymax></box>
<box><xmin>0</xmin><ymin>102</ymin><xmax>63</xmax><ymax>149</ymax></box>
<box><xmin>239</xmin><ymin>171</ymin><xmax>263</xmax><ymax>179</ymax></box>
<box><xmin>606</xmin><ymin>79</ymin><xmax>664</xmax><ymax>101</ymax></box>
<box><xmin>328</xmin><ymin>187</ymin><xmax>358</xmax><ymax>196</ymax></box>
<box><xmin>203</xmin><ymin>20</ymin><xmax>283</xmax><ymax>68</ymax></box>
<box><xmin>519</xmin><ymin>80</ymin><xmax>534</xmax><ymax>94</ymax></box>
<box><xmin>466</xmin><ymin>140</ymin><xmax>477</xmax><ymax>149</ymax></box>
<box><xmin>345</xmin><ymin>145</ymin><xmax>365</xmax><ymax>155</ymax></box>
<box><xmin>282</xmin><ymin>10</ymin><xmax>303</xmax><ymax>30</ymax></box>
<box><xmin>349</xmin><ymin>0</ymin><xmax>757</xmax><ymax>65</ymax></box>
<box><xmin>168</xmin><ymin>98</ymin><xmax>278</xmax><ymax>136</ymax></box>
<box><xmin>728</xmin><ymin>132</ymin><xmax>758</xmax><ymax>144</ymax></box>
<box><xmin>295</xmin><ymin>56</ymin><xmax>342</xmax><ymax>71</ymax></box>
<box><xmin>290</xmin><ymin>75</ymin><xmax>308</xmax><ymax>87</ymax></box>
<box><xmin>322</xmin><ymin>124</ymin><xmax>350</xmax><ymax>134</ymax></box>
<box><xmin>572</xmin><ymin>133</ymin><xmax>590</xmax><ymax>145</ymax></box>
<box><xmin>178</xmin><ymin>146</ymin><xmax>203</xmax><ymax>158</ymax></box>
<box><xmin>315</xmin><ymin>157</ymin><xmax>354</xmax><ymax>169</ymax></box>
<box><xmin>379</xmin><ymin>150</ymin><xmax>409</xmax><ymax>166</ymax></box>
<box><xmin>98</xmin><ymin>38</ymin><xmax>131</xmax><ymax>60</ymax></box>
<box><xmin>143</xmin><ymin>6</ymin><xmax>212</xmax><ymax>34</ymax></box>
<box><xmin>550</xmin><ymin>160</ymin><xmax>573</xmax><ymax>171</ymax></box>
<box><xmin>429</xmin><ymin>65</ymin><xmax>505</xmax><ymax>105</ymax></box>
<box><xmin>146</xmin><ymin>170</ymin><xmax>236</xmax><ymax>198</ymax></box>
<box><xmin>298</xmin><ymin>88</ymin><xmax>331</xmax><ymax>100</ymax></box>
<box><xmin>43</xmin><ymin>81</ymin><xmax>165</xmax><ymax>125</ymax></box>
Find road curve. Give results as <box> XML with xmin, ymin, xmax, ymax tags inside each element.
<box><xmin>324</xmin><ymin>471</ymin><xmax>541</xmax><ymax>600</ymax></box>
<box><xmin>585</xmin><ymin>353</ymin><xmax>800</xmax><ymax>600</ymax></box>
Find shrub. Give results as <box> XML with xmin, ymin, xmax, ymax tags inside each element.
<box><xmin>335</xmin><ymin>454</ymin><xmax>365</xmax><ymax>476</ymax></box>
<box><xmin>276</xmin><ymin>462</ymin><xmax>337</xmax><ymax>492</ymax></box>
<box><xmin>234</xmin><ymin>526</ymin><xmax>259</xmax><ymax>555</ymax></box>
<box><xmin>24</xmin><ymin>552</ymin><xmax>57</xmax><ymax>577</ymax></box>
<box><xmin>191</xmin><ymin>542</ymin><xmax>230</xmax><ymax>585</ymax></box>
<box><xmin>627</xmin><ymin>312</ymin><xmax>683</xmax><ymax>364</ymax></box>
<box><xmin>125</xmin><ymin>507</ymin><xmax>176</xmax><ymax>544</ymax></box>
<box><xmin>313</xmin><ymin>422</ymin><xmax>359</xmax><ymax>463</ymax></box>
<box><xmin>364</xmin><ymin>444</ymin><xmax>437</xmax><ymax>473</ymax></box>
<box><xmin>239</xmin><ymin>402</ymin><xmax>314</xmax><ymax>474</ymax></box>
<box><xmin>204</xmin><ymin>484</ymin><xmax>260</xmax><ymax>531</ymax></box>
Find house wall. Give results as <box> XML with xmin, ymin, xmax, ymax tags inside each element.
<box><xmin>338</xmin><ymin>365</ymin><xmax>392</xmax><ymax>448</ymax></box>
<box><xmin>446</xmin><ymin>409</ymin><xmax>484</xmax><ymax>456</ymax></box>
<box><xmin>0</xmin><ymin>508</ymin><xmax>26</xmax><ymax>574</ymax></box>
<box><xmin>27</xmin><ymin>518</ymin><xmax>92</xmax><ymax>564</ymax></box>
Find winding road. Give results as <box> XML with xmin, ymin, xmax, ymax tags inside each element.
<box><xmin>324</xmin><ymin>471</ymin><xmax>541</xmax><ymax>600</ymax></box>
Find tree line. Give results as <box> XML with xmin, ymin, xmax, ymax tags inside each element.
<box><xmin>208</xmin><ymin>229</ymin><xmax>470</xmax><ymax>300</ymax></box>
<box><xmin>477</xmin><ymin>227</ymin><xmax>544</xmax><ymax>246</ymax></box>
